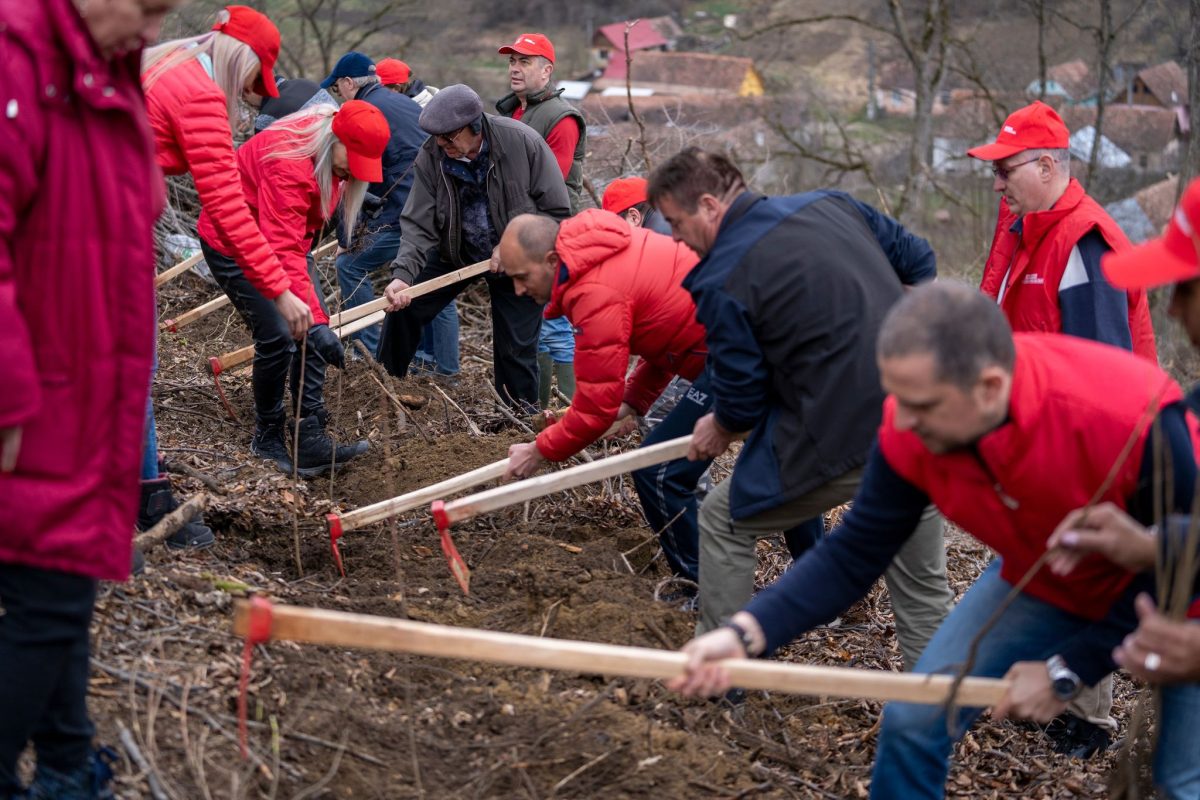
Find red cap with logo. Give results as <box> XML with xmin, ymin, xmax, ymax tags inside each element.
<box><xmin>966</xmin><ymin>101</ymin><xmax>1069</xmax><ymax>162</ymax></box>
<box><xmin>602</xmin><ymin>177</ymin><xmax>649</xmax><ymax>215</ymax></box>
<box><xmin>213</xmin><ymin>5</ymin><xmax>281</xmax><ymax>98</ymax></box>
<box><xmin>498</xmin><ymin>33</ymin><xmax>556</xmax><ymax>63</ymax></box>
<box><xmin>1103</xmin><ymin>178</ymin><xmax>1200</xmax><ymax>290</ymax></box>
<box><xmin>331</xmin><ymin>100</ymin><xmax>389</xmax><ymax>183</ymax></box>
<box><xmin>376</xmin><ymin>58</ymin><xmax>412</xmax><ymax>86</ymax></box>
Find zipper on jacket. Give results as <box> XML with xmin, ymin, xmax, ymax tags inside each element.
<box><xmin>439</xmin><ymin>167</ymin><xmax>462</xmax><ymax>267</ymax></box>
<box><xmin>970</xmin><ymin>445</ymin><xmax>1019</xmax><ymax>510</ymax></box>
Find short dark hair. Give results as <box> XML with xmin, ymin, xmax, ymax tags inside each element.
<box><xmin>515</xmin><ymin>215</ymin><xmax>560</xmax><ymax>260</ymax></box>
<box><xmin>877</xmin><ymin>282</ymin><xmax>1015</xmax><ymax>388</ymax></box>
<box><xmin>647</xmin><ymin>147</ymin><xmax>746</xmax><ymax>212</ymax></box>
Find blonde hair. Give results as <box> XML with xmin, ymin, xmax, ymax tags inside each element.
<box><xmin>142</xmin><ymin>9</ymin><xmax>262</xmax><ymax>128</ymax></box>
<box><xmin>263</xmin><ymin>106</ymin><xmax>369</xmax><ymax>245</ymax></box>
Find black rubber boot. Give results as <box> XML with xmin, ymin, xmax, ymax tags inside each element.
<box><xmin>138</xmin><ymin>478</ymin><xmax>215</xmax><ymax>550</ymax></box>
<box><xmin>291</xmin><ymin>411</ymin><xmax>369</xmax><ymax>477</ymax></box>
<box><xmin>250</xmin><ymin>417</ymin><xmax>293</xmax><ymax>474</ymax></box>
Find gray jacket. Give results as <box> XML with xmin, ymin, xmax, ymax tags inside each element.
<box><xmin>390</xmin><ymin>114</ymin><xmax>570</xmax><ymax>283</ymax></box>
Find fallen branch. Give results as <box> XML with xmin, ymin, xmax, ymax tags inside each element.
<box><xmin>117</xmin><ymin>721</ymin><xmax>169</xmax><ymax>800</ymax></box>
<box><xmin>134</xmin><ymin>493</ymin><xmax>209</xmax><ymax>550</ymax></box>
<box><xmin>162</xmin><ymin>459</ymin><xmax>225</xmax><ymax>494</ymax></box>
<box><xmin>428</xmin><ymin>381</ymin><xmax>482</xmax><ymax>436</ymax></box>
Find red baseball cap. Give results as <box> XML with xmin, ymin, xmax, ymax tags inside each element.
<box><xmin>331</xmin><ymin>100</ymin><xmax>389</xmax><ymax>183</ymax></box>
<box><xmin>1103</xmin><ymin>178</ymin><xmax>1200</xmax><ymax>290</ymax></box>
<box><xmin>376</xmin><ymin>58</ymin><xmax>412</xmax><ymax>86</ymax></box>
<box><xmin>602</xmin><ymin>177</ymin><xmax>648</xmax><ymax>215</ymax></box>
<box><xmin>213</xmin><ymin>5</ymin><xmax>281</xmax><ymax>98</ymax></box>
<box><xmin>966</xmin><ymin>101</ymin><xmax>1069</xmax><ymax>161</ymax></box>
<box><xmin>498</xmin><ymin>33</ymin><xmax>555</xmax><ymax>63</ymax></box>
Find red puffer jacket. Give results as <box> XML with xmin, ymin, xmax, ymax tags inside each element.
<box><xmin>0</xmin><ymin>0</ymin><xmax>162</xmax><ymax>581</ymax></box>
<box><xmin>980</xmin><ymin>180</ymin><xmax>1156</xmax><ymax>362</ymax></box>
<box><xmin>196</xmin><ymin>121</ymin><xmax>338</xmax><ymax>324</ymax></box>
<box><xmin>536</xmin><ymin>210</ymin><xmax>706</xmax><ymax>461</ymax></box>
<box><xmin>144</xmin><ymin>57</ymin><xmax>284</xmax><ymax>293</ymax></box>
<box><xmin>879</xmin><ymin>334</ymin><xmax>1181</xmax><ymax>620</ymax></box>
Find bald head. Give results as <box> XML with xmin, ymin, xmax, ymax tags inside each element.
<box><xmin>499</xmin><ymin>214</ymin><xmax>561</xmax><ymax>304</ymax></box>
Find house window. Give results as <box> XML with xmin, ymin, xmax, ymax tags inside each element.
<box><xmin>891</xmin><ymin>89</ymin><xmax>902</xmax><ymax>104</ymax></box>
<box><xmin>599</xmin><ymin>48</ymin><xmax>609</xmax><ymax>60</ymax></box>
<box><xmin>939</xmin><ymin>89</ymin><xmax>951</xmax><ymax>105</ymax></box>
<box><xmin>1139</xmin><ymin>154</ymin><xmax>1148</xmax><ymax>169</ymax></box>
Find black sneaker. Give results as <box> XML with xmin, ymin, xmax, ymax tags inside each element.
<box><xmin>137</xmin><ymin>478</ymin><xmax>215</xmax><ymax>551</ymax></box>
<box><xmin>250</xmin><ymin>419</ymin><xmax>293</xmax><ymax>474</ymax></box>
<box><xmin>291</xmin><ymin>413</ymin><xmax>369</xmax><ymax>477</ymax></box>
<box><xmin>1043</xmin><ymin>713</ymin><xmax>1112</xmax><ymax>759</ymax></box>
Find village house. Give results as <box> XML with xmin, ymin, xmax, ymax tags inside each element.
<box><xmin>590</xmin><ymin>16</ymin><xmax>682</xmax><ymax>76</ymax></box>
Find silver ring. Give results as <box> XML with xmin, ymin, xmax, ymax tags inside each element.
<box><xmin>1145</xmin><ymin>652</ymin><xmax>1162</xmax><ymax>672</ymax></box>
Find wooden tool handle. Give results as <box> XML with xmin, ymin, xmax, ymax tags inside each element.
<box><xmin>135</xmin><ymin>493</ymin><xmax>209</xmax><ymax>550</ymax></box>
<box><xmin>154</xmin><ymin>251</ymin><xmax>205</xmax><ymax>288</ymax></box>
<box><xmin>161</xmin><ymin>294</ymin><xmax>231</xmax><ymax>332</ymax></box>
<box><xmin>339</xmin><ymin>458</ymin><xmax>510</xmax><ymax>532</ymax></box>
<box><xmin>443</xmin><ymin>436</ymin><xmax>692</xmax><ymax>525</ymax></box>
<box><xmin>210</xmin><ymin>260</ymin><xmax>491</xmax><ymax>375</ymax></box>
<box><xmin>232</xmin><ymin>601</ymin><xmax>1010</xmax><ymax>707</ymax></box>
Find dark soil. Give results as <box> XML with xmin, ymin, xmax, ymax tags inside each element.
<box><xmin>81</xmin><ymin>269</ymin><xmax>1154</xmax><ymax>799</ymax></box>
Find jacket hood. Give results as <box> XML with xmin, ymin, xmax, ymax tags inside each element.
<box><xmin>547</xmin><ymin>209</ymin><xmax>632</xmax><ymax>315</ymax></box>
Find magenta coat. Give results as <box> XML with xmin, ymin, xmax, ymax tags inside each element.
<box><xmin>0</xmin><ymin>0</ymin><xmax>163</xmax><ymax>581</ymax></box>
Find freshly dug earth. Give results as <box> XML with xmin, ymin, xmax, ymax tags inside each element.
<box><xmin>81</xmin><ymin>274</ymin><xmax>1155</xmax><ymax>799</ymax></box>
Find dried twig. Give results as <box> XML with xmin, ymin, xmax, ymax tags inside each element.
<box><xmin>162</xmin><ymin>458</ymin><xmax>225</xmax><ymax>494</ymax></box>
<box><xmin>428</xmin><ymin>381</ymin><xmax>482</xmax><ymax>436</ymax></box>
<box><xmin>118</xmin><ymin>721</ymin><xmax>169</xmax><ymax>800</ymax></box>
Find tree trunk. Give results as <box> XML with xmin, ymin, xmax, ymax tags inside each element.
<box><xmin>1085</xmin><ymin>0</ymin><xmax>1113</xmax><ymax>187</ymax></box>
<box><xmin>1181</xmin><ymin>0</ymin><xmax>1200</xmax><ymax>196</ymax></box>
<box><xmin>1032</xmin><ymin>0</ymin><xmax>1048</xmax><ymax>101</ymax></box>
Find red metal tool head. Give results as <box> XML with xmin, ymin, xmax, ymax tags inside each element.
<box><xmin>431</xmin><ymin>501</ymin><xmax>470</xmax><ymax>595</ymax></box>
<box><xmin>326</xmin><ymin>514</ymin><xmax>346</xmax><ymax>576</ymax></box>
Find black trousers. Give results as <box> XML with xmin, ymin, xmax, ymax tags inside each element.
<box><xmin>0</xmin><ymin>564</ymin><xmax>97</xmax><ymax>792</ymax></box>
<box><xmin>202</xmin><ymin>240</ymin><xmax>332</xmax><ymax>425</ymax></box>
<box><xmin>378</xmin><ymin>250</ymin><xmax>543</xmax><ymax>409</ymax></box>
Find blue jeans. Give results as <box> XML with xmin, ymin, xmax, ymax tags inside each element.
<box><xmin>140</xmin><ymin>346</ymin><xmax>158</xmax><ymax>480</ymax></box>
<box><xmin>414</xmin><ymin>302</ymin><xmax>460</xmax><ymax>375</ymax></box>
<box><xmin>871</xmin><ymin>559</ymin><xmax>1100</xmax><ymax>799</ymax></box>
<box><xmin>1155</xmin><ymin>666</ymin><xmax>1200</xmax><ymax>798</ymax></box>
<box><xmin>538</xmin><ymin>316</ymin><xmax>575</xmax><ymax>363</ymax></box>
<box><xmin>335</xmin><ymin>227</ymin><xmax>402</xmax><ymax>357</ymax></box>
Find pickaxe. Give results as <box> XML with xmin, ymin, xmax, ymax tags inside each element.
<box><xmin>327</xmin><ymin>416</ymin><xmax>626</xmax><ymax>575</ymax></box>
<box><xmin>206</xmin><ymin>259</ymin><xmax>490</xmax><ymax>416</ymax></box>
<box><xmin>431</xmin><ymin>435</ymin><xmax>694</xmax><ymax>594</ymax></box>
<box><xmin>160</xmin><ymin>241</ymin><xmax>338</xmax><ymax>332</ymax></box>
<box><xmin>326</xmin><ymin>456</ymin><xmax>510</xmax><ymax>576</ymax></box>
<box><xmin>232</xmin><ymin>598</ymin><xmax>1011</xmax><ymax>707</ymax></box>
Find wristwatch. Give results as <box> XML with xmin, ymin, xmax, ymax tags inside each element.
<box><xmin>721</xmin><ymin>618</ymin><xmax>759</xmax><ymax>658</ymax></box>
<box><xmin>1046</xmin><ymin>655</ymin><xmax>1082</xmax><ymax>701</ymax></box>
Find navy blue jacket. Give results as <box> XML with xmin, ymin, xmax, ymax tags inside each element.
<box><xmin>355</xmin><ymin>82</ymin><xmax>425</xmax><ymax>230</ymax></box>
<box><xmin>683</xmin><ymin>190</ymin><xmax>936</xmax><ymax>519</ymax></box>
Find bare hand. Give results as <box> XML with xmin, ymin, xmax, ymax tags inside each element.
<box><xmin>1113</xmin><ymin>593</ymin><xmax>1200</xmax><ymax>684</ymax></box>
<box><xmin>489</xmin><ymin>245</ymin><xmax>505</xmax><ymax>274</ymax></box>
<box><xmin>689</xmin><ymin>413</ymin><xmax>735</xmax><ymax>461</ymax></box>
<box><xmin>606</xmin><ymin>403</ymin><xmax>639</xmax><ymax>439</ymax></box>
<box><xmin>1047</xmin><ymin>502</ymin><xmax>1156</xmax><ymax>576</ymax></box>
<box><xmin>668</xmin><ymin>627</ymin><xmax>745</xmax><ymax>697</ymax></box>
<box><xmin>992</xmin><ymin>661</ymin><xmax>1066</xmax><ymax>723</ymax></box>
<box><xmin>1</xmin><ymin>426</ymin><xmax>22</xmax><ymax>472</ymax></box>
<box><xmin>273</xmin><ymin>290</ymin><xmax>314</xmax><ymax>340</ymax></box>
<box><xmin>505</xmin><ymin>442</ymin><xmax>546</xmax><ymax>481</ymax></box>
<box><xmin>384</xmin><ymin>278</ymin><xmax>413</xmax><ymax>311</ymax></box>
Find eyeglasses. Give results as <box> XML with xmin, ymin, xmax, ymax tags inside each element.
<box><xmin>991</xmin><ymin>157</ymin><xmax>1041</xmax><ymax>181</ymax></box>
<box><xmin>434</xmin><ymin>126</ymin><xmax>469</xmax><ymax>145</ymax></box>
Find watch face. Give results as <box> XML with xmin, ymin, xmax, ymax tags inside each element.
<box><xmin>1052</xmin><ymin>676</ymin><xmax>1078</xmax><ymax>700</ymax></box>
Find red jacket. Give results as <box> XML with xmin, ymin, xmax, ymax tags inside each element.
<box><xmin>536</xmin><ymin>210</ymin><xmax>706</xmax><ymax>461</ymax></box>
<box><xmin>144</xmin><ymin>57</ymin><xmax>284</xmax><ymax>297</ymax></box>
<box><xmin>879</xmin><ymin>334</ymin><xmax>1181</xmax><ymax>620</ymax></box>
<box><xmin>981</xmin><ymin>180</ymin><xmax>1156</xmax><ymax>361</ymax></box>
<box><xmin>196</xmin><ymin>122</ymin><xmax>338</xmax><ymax>324</ymax></box>
<box><xmin>0</xmin><ymin>0</ymin><xmax>162</xmax><ymax>581</ymax></box>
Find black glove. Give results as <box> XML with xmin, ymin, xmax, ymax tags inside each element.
<box><xmin>307</xmin><ymin>324</ymin><xmax>345</xmax><ymax>369</ymax></box>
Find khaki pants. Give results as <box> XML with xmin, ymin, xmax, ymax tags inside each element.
<box><xmin>696</xmin><ymin>469</ymin><xmax>953</xmax><ymax>669</ymax></box>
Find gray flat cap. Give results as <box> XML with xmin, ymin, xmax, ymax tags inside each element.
<box><xmin>418</xmin><ymin>84</ymin><xmax>484</xmax><ymax>135</ymax></box>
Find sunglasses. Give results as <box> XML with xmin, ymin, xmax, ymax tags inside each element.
<box><xmin>990</xmin><ymin>157</ymin><xmax>1042</xmax><ymax>181</ymax></box>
